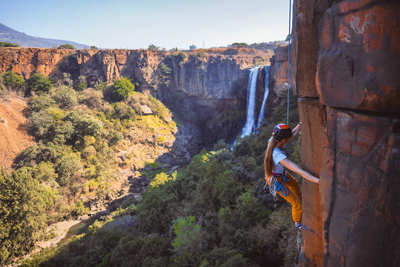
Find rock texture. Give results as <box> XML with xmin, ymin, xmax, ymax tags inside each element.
<box><xmin>0</xmin><ymin>48</ymin><xmax>268</xmax><ymax>144</ymax></box>
<box><xmin>0</xmin><ymin>95</ymin><xmax>36</xmax><ymax>169</ymax></box>
<box><xmin>293</xmin><ymin>0</ymin><xmax>400</xmax><ymax>266</ymax></box>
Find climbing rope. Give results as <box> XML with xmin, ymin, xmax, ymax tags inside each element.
<box><xmin>287</xmin><ymin>0</ymin><xmax>292</xmax><ymax>125</ymax></box>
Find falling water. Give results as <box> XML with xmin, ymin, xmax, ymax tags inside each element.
<box><xmin>257</xmin><ymin>65</ymin><xmax>270</xmax><ymax>128</ymax></box>
<box><xmin>240</xmin><ymin>67</ymin><xmax>260</xmax><ymax>137</ymax></box>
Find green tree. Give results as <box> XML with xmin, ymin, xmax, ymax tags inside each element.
<box><xmin>230</xmin><ymin>42</ymin><xmax>248</xmax><ymax>48</ymax></box>
<box><xmin>26</xmin><ymin>73</ymin><xmax>53</xmax><ymax>93</ymax></box>
<box><xmin>0</xmin><ymin>169</ymin><xmax>46</xmax><ymax>265</ymax></box>
<box><xmin>156</xmin><ymin>63</ymin><xmax>171</xmax><ymax>87</ymax></box>
<box><xmin>58</xmin><ymin>44</ymin><xmax>76</xmax><ymax>49</ymax></box>
<box><xmin>1</xmin><ymin>71</ymin><xmax>25</xmax><ymax>90</ymax></box>
<box><xmin>286</xmin><ymin>34</ymin><xmax>291</xmax><ymax>41</ymax></box>
<box><xmin>0</xmin><ymin>42</ymin><xmax>20</xmax><ymax>47</ymax></box>
<box><xmin>90</xmin><ymin>46</ymin><xmax>97</xmax><ymax>50</ymax></box>
<box><xmin>148</xmin><ymin>44</ymin><xmax>160</xmax><ymax>51</ymax></box>
<box><xmin>110</xmin><ymin>77</ymin><xmax>135</xmax><ymax>101</ymax></box>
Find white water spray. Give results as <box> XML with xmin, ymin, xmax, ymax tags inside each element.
<box><xmin>257</xmin><ymin>65</ymin><xmax>270</xmax><ymax>128</ymax></box>
<box><xmin>240</xmin><ymin>67</ymin><xmax>260</xmax><ymax>137</ymax></box>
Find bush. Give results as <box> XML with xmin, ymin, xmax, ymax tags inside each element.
<box><xmin>156</xmin><ymin>63</ymin><xmax>171</xmax><ymax>87</ymax></box>
<box><xmin>53</xmin><ymin>87</ymin><xmax>77</xmax><ymax>108</ymax></box>
<box><xmin>148</xmin><ymin>44</ymin><xmax>160</xmax><ymax>51</ymax></box>
<box><xmin>58</xmin><ymin>44</ymin><xmax>76</xmax><ymax>49</ymax></box>
<box><xmin>0</xmin><ymin>169</ymin><xmax>46</xmax><ymax>265</ymax></box>
<box><xmin>29</xmin><ymin>94</ymin><xmax>56</xmax><ymax>112</ymax></box>
<box><xmin>26</xmin><ymin>73</ymin><xmax>53</xmax><ymax>93</ymax></box>
<box><xmin>172</xmin><ymin>216</ymin><xmax>202</xmax><ymax>264</ymax></box>
<box><xmin>90</xmin><ymin>46</ymin><xmax>97</xmax><ymax>50</ymax></box>
<box><xmin>230</xmin><ymin>42</ymin><xmax>248</xmax><ymax>48</ymax></box>
<box><xmin>0</xmin><ymin>42</ymin><xmax>20</xmax><ymax>47</ymax></box>
<box><xmin>110</xmin><ymin>78</ymin><xmax>135</xmax><ymax>101</ymax></box>
<box><xmin>1</xmin><ymin>71</ymin><xmax>25</xmax><ymax>90</ymax></box>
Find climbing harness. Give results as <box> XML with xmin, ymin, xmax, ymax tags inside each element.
<box><xmin>287</xmin><ymin>0</ymin><xmax>292</xmax><ymax>125</ymax></box>
<box><xmin>264</xmin><ymin>171</ymin><xmax>291</xmax><ymax>201</ymax></box>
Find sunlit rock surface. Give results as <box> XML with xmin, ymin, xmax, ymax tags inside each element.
<box><xmin>293</xmin><ymin>0</ymin><xmax>400</xmax><ymax>266</ymax></box>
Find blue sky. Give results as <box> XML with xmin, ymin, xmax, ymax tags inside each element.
<box><xmin>2</xmin><ymin>0</ymin><xmax>291</xmax><ymax>49</ymax></box>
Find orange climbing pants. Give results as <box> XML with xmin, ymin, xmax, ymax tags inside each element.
<box><xmin>268</xmin><ymin>171</ymin><xmax>302</xmax><ymax>222</ymax></box>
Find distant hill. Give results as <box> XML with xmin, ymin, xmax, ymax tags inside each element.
<box><xmin>0</xmin><ymin>23</ymin><xmax>88</xmax><ymax>49</ymax></box>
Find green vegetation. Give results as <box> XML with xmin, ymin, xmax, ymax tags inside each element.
<box><xmin>1</xmin><ymin>71</ymin><xmax>25</xmax><ymax>90</ymax></box>
<box><xmin>0</xmin><ymin>42</ymin><xmax>20</xmax><ymax>47</ymax></box>
<box><xmin>0</xmin><ymin>169</ymin><xmax>47</xmax><ymax>265</ymax></box>
<box><xmin>148</xmin><ymin>44</ymin><xmax>160</xmax><ymax>51</ymax></box>
<box><xmin>26</xmin><ymin>73</ymin><xmax>53</xmax><ymax>93</ymax></box>
<box><xmin>168</xmin><ymin>51</ymin><xmax>188</xmax><ymax>66</ymax></box>
<box><xmin>230</xmin><ymin>42</ymin><xmax>248</xmax><ymax>48</ymax></box>
<box><xmin>58</xmin><ymin>44</ymin><xmax>76</xmax><ymax>49</ymax></box>
<box><xmin>192</xmin><ymin>49</ymin><xmax>207</xmax><ymax>63</ymax></box>
<box><xmin>22</xmin><ymin>94</ymin><xmax>301</xmax><ymax>267</ymax></box>
<box><xmin>90</xmin><ymin>46</ymin><xmax>97</xmax><ymax>50</ymax></box>
<box><xmin>0</xmin><ymin>71</ymin><xmax>176</xmax><ymax>265</ymax></box>
<box><xmin>110</xmin><ymin>77</ymin><xmax>135</xmax><ymax>101</ymax></box>
<box><xmin>156</xmin><ymin>63</ymin><xmax>171</xmax><ymax>87</ymax></box>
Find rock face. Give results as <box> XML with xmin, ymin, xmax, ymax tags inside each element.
<box><xmin>0</xmin><ymin>96</ymin><xmax>36</xmax><ymax>169</ymax></box>
<box><xmin>0</xmin><ymin>48</ymin><xmax>268</xmax><ymax>144</ymax></box>
<box><xmin>293</xmin><ymin>0</ymin><xmax>400</xmax><ymax>266</ymax></box>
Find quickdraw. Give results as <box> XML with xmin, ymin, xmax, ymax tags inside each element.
<box><xmin>264</xmin><ymin>171</ymin><xmax>291</xmax><ymax>201</ymax></box>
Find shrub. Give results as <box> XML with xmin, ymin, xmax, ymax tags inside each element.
<box><xmin>26</xmin><ymin>73</ymin><xmax>53</xmax><ymax>93</ymax></box>
<box><xmin>90</xmin><ymin>46</ymin><xmax>97</xmax><ymax>50</ymax></box>
<box><xmin>0</xmin><ymin>42</ymin><xmax>20</xmax><ymax>47</ymax></box>
<box><xmin>110</xmin><ymin>78</ymin><xmax>135</xmax><ymax>101</ymax></box>
<box><xmin>148</xmin><ymin>44</ymin><xmax>160</xmax><ymax>51</ymax></box>
<box><xmin>0</xmin><ymin>169</ymin><xmax>46</xmax><ymax>265</ymax></box>
<box><xmin>156</xmin><ymin>63</ymin><xmax>171</xmax><ymax>87</ymax></box>
<box><xmin>230</xmin><ymin>42</ymin><xmax>248</xmax><ymax>48</ymax></box>
<box><xmin>72</xmin><ymin>200</ymin><xmax>89</xmax><ymax>216</ymax></box>
<box><xmin>53</xmin><ymin>86</ymin><xmax>77</xmax><ymax>108</ymax></box>
<box><xmin>78</xmin><ymin>88</ymin><xmax>103</xmax><ymax>108</ymax></box>
<box><xmin>29</xmin><ymin>94</ymin><xmax>56</xmax><ymax>112</ymax></box>
<box><xmin>172</xmin><ymin>216</ymin><xmax>202</xmax><ymax>264</ymax></box>
<box><xmin>56</xmin><ymin>153</ymin><xmax>83</xmax><ymax>186</ymax></box>
<box><xmin>58</xmin><ymin>44</ymin><xmax>76</xmax><ymax>49</ymax></box>
<box><xmin>1</xmin><ymin>71</ymin><xmax>25</xmax><ymax>90</ymax></box>
<box><xmin>76</xmin><ymin>83</ymin><xmax>86</xmax><ymax>91</ymax></box>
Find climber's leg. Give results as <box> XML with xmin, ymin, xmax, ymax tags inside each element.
<box><xmin>285</xmin><ymin>172</ymin><xmax>302</xmax><ymax>200</ymax></box>
<box><xmin>277</xmin><ymin>183</ymin><xmax>302</xmax><ymax>223</ymax></box>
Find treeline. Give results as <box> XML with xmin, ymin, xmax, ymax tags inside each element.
<box><xmin>21</xmin><ymin>95</ymin><xmax>302</xmax><ymax>267</ymax></box>
<box><xmin>0</xmin><ymin>71</ymin><xmax>176</xmax><ymax>265</ymax></box>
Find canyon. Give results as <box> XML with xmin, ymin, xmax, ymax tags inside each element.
<box><xmin>292</xmin><ymin>0</ymin><xmax>400</xmax><ymax>266</ymax></box>
<box><xmin>0</xmin><ymin>47</ymin><xmax>275</xmax><ymax>146</ymax></box>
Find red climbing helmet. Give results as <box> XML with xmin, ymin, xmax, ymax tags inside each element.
<box><xmin>272</xmin><ymin>123</ymin><xmax>292</xmax><ymax>141</ymax></box>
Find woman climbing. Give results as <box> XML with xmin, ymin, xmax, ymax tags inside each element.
<box><xmin>264</xmin><ymin>123</ymin><xmax>319</xmax><ymax>229</ymax></box>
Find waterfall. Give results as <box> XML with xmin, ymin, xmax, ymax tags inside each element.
<box><xmin>257</xmin><ymin>65</ymin><xmax>270</xmax><ymax>128</ymax></box>
<box><xmin>240</xmin><ymin>66</ymin><xmax>260</xmax><ymax>137</ymax></box>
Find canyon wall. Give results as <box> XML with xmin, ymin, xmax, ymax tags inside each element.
<box><xmin>0</xmin><ymin>48</ymin><xmax>268</xmax><ymax>144</ymax></box>
<box><xmin>293</xmin><ymin>0</ymin><xmax>400</xmax><ymax>266</ymax></box>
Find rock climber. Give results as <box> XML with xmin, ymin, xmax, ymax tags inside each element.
<box><xmin>264</xmin><ymin>123</ymin><xmax>319</xmax><ymax>229</ymax></box>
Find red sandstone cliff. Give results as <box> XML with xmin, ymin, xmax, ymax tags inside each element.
<box><xmin>0</xmin><ymin>48</ymin><xmax>270</xmax><ymax>144</ymax></box>
<box><xmin>293</xmin><ymin>0</ymin><xmax>400</xmax><ymax>266</ymax></box>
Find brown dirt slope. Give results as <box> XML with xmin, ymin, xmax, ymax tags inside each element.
<box><xmin>0</xmin><ymin>96</ymin><xmax>35</xmax><ymax>169</ymax></box>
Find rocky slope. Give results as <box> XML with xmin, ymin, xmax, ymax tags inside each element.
<box><xmin>292</xmin><ymin>0</ymin><xmax>400</xmax><ymax>266</ymax></box>
<box><xmin>0</xmin><ymin>48</ymin><xmax>270</xmax><ymax>145</ymax></box>
<box><xmin>0</xmin><ymin>94</ymin><xmax>35</xmax><ymax>169</ymax></box>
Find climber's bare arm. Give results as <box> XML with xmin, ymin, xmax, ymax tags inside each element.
<box><xmin>290</xmin><ymin>123</ymin><xmax>301</xmax><ymax>139</ymax></box>
<box><xmin>280</xmin><ymin>158</ymin><xmax>319</xmax><ymax>184</ymax></box>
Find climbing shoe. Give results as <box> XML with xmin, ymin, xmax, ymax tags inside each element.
<box><xmin>295</xmin><ymin>222</ymin><xmax>302</xmax><ymax>230</ymax></box>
